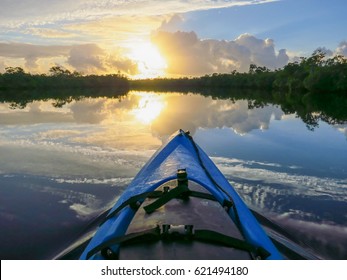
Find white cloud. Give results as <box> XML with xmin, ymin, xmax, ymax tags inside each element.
<box><xmin>55</xmin><ymin>177</ymin><xmax>132</xmax><ymax>186</ymax></box>
<box><xmin>1</xmin><ymin>1</ymin><xmax>344</xmax><ymax>77</ymax></box>
<box><xmin>213</xmin><ymin>156</ymin><xmax>347</xmax><ymax>203</ymax></box>
<box><xmin>106</xmin><ymin>52</ymin><xmax>139</xmax><ymax>75</ymax></box>
<box><xmin>67</xmin><ymin>44</ymin><xmax>107</xmax><ymax>73</ymax></box>
<box><xmin>309</xmin><ymin>42</ymin><xmax>347</xmax><ymax>58</ymax></box>
<box><xmin>151</xmin><ymin>94</ymin><xmax>284</xmax><ymax>136</ymax></box>
<box><xmin>335</xmin><ymin>124</ymin><xmax>347</xmax><ymax>139</ymax></box>
<box><xmin>69</xmin><ymin>98</ymin><xmax>109</xmax><ymax>124</ymax></box>
<box><xmin>0</xmin><ymin>102</ymin><xmax>74</xmax><ymax>125</ymax></box>
<box><xmin>0</xmin><ymin>0</ymin><xmax>278</xmax><ymax>27</ymax></box>
<box><xmin>26</xmin><ymin>27</ymin><xmax>76</xmax><ymax>39</ymax></box>
<box><xmin>0</xmin><ymin>42</ymin><xmax>71</xmax><ymax>69</ymax></box>
<box><xmin>268</xmin><ymin>215</ymin><xmax>347</xmax><ymax>259</ymax></box>
<box><xmin>314</xmin><ymin>46</ymin><xmax>334</xmax><ymax>57</ymax></box>
<box><xmin>0</xmin><ymin>42</ymin><xmax>138</xmax><ymax>74</ymax></box>
<box><xmin>157</xmin><ymin>14</ymin><xmax>186</xmax><ymax>32</ymax></box>
<box><xmin>1</xmin><ymin>93</ymin><xmax>284</xmax><ymax>140</ymax></box>
<box><xmin>235</xmin><ymin>34</ymin><xmax>289</xmax><ymax>69</ymax></box>
<box><xmin>152</xmin><ymin>31</ymin><xmax>289</xmax><ymax>75</ymax></box>
<box><xmin>0</xmin><ymin>128</ymin><xmax>153</xmax><ymax>178</ymax></box>
<box><xmin>336</xmin><ymin>41</ymin><xmax>347</xmax><ymax>57</ymax></box>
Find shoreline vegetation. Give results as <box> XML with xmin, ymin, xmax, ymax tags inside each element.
<box><xmin>0</xmin><ymin>50</ymin><xmax>346</xmax><ymax>94</ymax></box>
<box><xmin>0</xmin><ymin>51</ymin><xmax>346</xmax><ymax>130</ymax></box>
<box><xmin>131</xmin><ymin>50</ymin><xmax>347</xmax><ymax>94</ymax></box>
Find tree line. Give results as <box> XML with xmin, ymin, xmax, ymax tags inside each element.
<box><xmin>0</xmin><ymin>66</ymin><xmax>129</xmax><ymax>91</ymax></box>
<box><xmin>200</xmin><ymin>88</ymin><xmax>347</xmax><ymax>131</ymax></box>
<box><xmin>131</xmin><ymin>50</ymin><xmax>347</xmax><ymax>94</ymax></box>
<box><xmin>0</xmin><ymin>51</ymin><xmax>346</xmax><ymax>93</ymax></box>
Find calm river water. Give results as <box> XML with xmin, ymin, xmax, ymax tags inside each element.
<box><xmin>0</xmin><ymin>90</ymin><xmax>346</xmax><ymax>259</ymax></box>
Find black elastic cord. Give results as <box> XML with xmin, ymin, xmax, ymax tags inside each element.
<box><xmin>101</xmin><ymin>187</ymin><xmax>222</xmax><ymax>223</ymax></box>
<box><xmin>86</xmin><ymin>225</ymin><xmax>270</xmax><ymax>260</ymax></box>
<box><xmin>144</xmin><ymin>184</ymin><xmax>189</xmax><ymax>214</ymax></box>
<box><xmin>99</xmin><ymin>191</ymin><xmax>163</xmax><ymax>225</ymax></box>
<box><xmin>194</xmin><ymin>229</ymin><xmax>270</xmax><ymax>259</ymax></box>
<box><xmin>86</xmin><ymin>226</ymin><xmax>161</xmax><ymax>259</ymax></box>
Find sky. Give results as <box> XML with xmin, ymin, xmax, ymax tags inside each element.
<box><xmin>0</xmin><ymin>0</ymin><xmax>346</xmax><ymax>78</ymax></box>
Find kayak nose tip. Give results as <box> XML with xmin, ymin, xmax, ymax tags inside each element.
<box><xmin>177</xmin><ymin>169</ymin><xmax>188</xmax><ymax>186</ymax></box>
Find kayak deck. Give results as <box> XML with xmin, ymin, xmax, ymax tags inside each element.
<box><xmin>119</xmin><ymin>179</ymin><xmax>251</xmax><ymax>260</ymax></box>
<box><xmin>80</xmin><ymin>130</ymin><xmax>283</xmax><ymax>260</ymax></box>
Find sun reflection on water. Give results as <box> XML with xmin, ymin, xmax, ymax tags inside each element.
<box><xmin>131</xmin><ymin>93</ymin><xmax>166</xmax><ymax>124</ymax></box>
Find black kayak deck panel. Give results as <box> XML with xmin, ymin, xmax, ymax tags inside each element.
<box><xmin>119</xmin><ymin>180</ymin><xmax>252</xmax><ymax>260</ymax></box>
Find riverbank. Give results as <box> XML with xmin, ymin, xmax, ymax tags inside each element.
<box><xmin>1</xmin><ymin>51</ymin><xmax>346</xmax><ymax>94</ymax></box>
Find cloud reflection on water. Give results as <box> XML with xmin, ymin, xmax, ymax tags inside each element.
<box><xmin>1</xmin><ymin>91</ymin><xmax>347</xmax><ymax>259</ymax></box>
<box><xmin>1</xmin><ymin>91</ymin><xmax>347</xmax><ymax>181</ymax></box>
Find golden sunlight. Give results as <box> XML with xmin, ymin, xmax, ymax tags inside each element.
<box><xmin>129</xmin><ymin>42</ymin><xmax>167</xmax><ymax>78</ymax></box>
<box><xmin>132</xmin><ymin>93</ymin><xmax>166</xmax><ymax>124</ymax></box>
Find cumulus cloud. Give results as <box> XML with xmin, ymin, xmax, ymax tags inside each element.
<box><xmin>69</xmin><ymin>98</ymin><xmax>109</xmax><ymax>124</ymax></box>
<box><xmin>336</xmin><ymin>41</ymin><xmax>347</xmax><ymax>57</ymax></box>
<box><xmin>0</xmin><ymin>42</ymin><xmax>138</xmax><ymax>74</ymax></box>
<box><xmin>335</xmin><ymin>124</ymin><xmax>347</xmax><ymax>139</ymax></box>
<box><xmin>66</xmin><ymin>44</ymin><xmax>139</xmax><ymax>74</ymax></box>
<box><xmin>0</xmin><ymin>103</ymin><xmax>74</xmax><ymax>125</ymax></box>
<box><xmin>150</xmin><ymin>94</ymin><xmax>284</xmax><ymax>136</ymax></box>
<box><xmin>235</xmin><ymin>34</ymin><xmax>289</xmax><ymax>69</ymax></box>
<box><xmin>108</xmin><ymin>58</ymin><xmax>138</xmax><ymax>75</ymax></box>
<box><xmin>314</xmin><ymin>47</ymin><xmax>334</xmax><ymax>57</ymax></box>
<box><xmin>151</xmin><ymin>31</ymin><xmax>289</xmax><ymax>75</ymax></box>
<box><xmin>0</xmin><ymin>30</ymin><xmax>290</xmax><ymax>76</ymax></box>
<box><xmin>67</xmin><ymin>44</ymin><xmax>107</xmax><ymax>73</ymax></box>
<box><xmin>1</xmin><ymin>92</ymin><xmax>284</xmax><ymax>138</ymax></box>
<box><xmin>158</xmin><ymin>14</ymin><xmax>186</xmax><ymax>33</ymax></box>
<box><xmin>305</xmin><ymin>43</ymin><xmax>347</xmax><ymax>58</ymax></box>
<box><xmin>0</xmin><ymin>42</ymin><xmax>71</xmax><ymax>69</ymax></box>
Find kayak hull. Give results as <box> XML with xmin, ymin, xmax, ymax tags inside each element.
<box><xmin>80</xmin><ymin>130</ymin><xmax>283</xmax><ymax>260</ymax></box>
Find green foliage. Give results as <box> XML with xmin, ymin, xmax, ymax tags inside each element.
<box><xmin>0</xmin><ymin>51</ymin><xmax>346</xmax><ymax>94</ymax></box>
<box><xmin>273</xmin><ymin>50</ymin><xmax>347</xmax><ymax>93</ymax></box>
<box><xmin>1</xmin><ymin>51</ymin><xmax>345</xmax><ymax>132</ymax></box>
<box><xmin>49</xmin><ymin>65</ymin><xmax>75</xmax><ymax>77</ymax></box>
<box><xmin>0</xmin><ymin>66</ymin><xmax>129</xmax><ymax>90</ymax></box>
<box><xmin>131</xmin><ymin>51</ymin><xmax>346</xmax><ymax>94</ymax></box>
<box><xmin>5</xmin><ymin>67</ymin><xmax>25</xmax><ymax>74</ymax></box>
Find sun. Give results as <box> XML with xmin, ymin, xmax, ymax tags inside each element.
<box><xmin>131</xmin><ymin>93</ymin><xmax>166</xmax><ymax>124</ymax></box>
<box><xmin>129</xmin><ymin>42</ymin><xmax>167</xmax><ymax>78</ymax></box>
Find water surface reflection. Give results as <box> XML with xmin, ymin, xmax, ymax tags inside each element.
<box><xmin>0</xmin><ymin>91</ymin><xmax>346</xmax><ymax>259</ymax></box>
